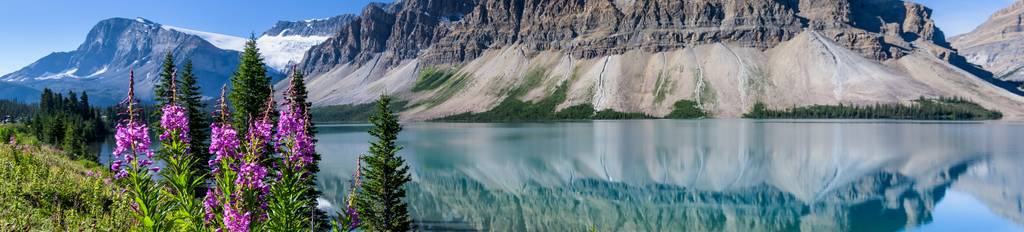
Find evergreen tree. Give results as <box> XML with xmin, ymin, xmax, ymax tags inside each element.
<box><xmin>229</xmin><ymin>36</ymin><xmax>272</xmax><ymax>133</ymax></box>
<box><xmin>154</xmin><ymin>52</ymin><xmax>177</xmax><ymax>107</ymax></box>
<box><xmin>80</xmin><ymin>92</ymin><xmax>91</xmax><ymax>119</ymax></box>
<box><xmin>356</xmin><ymin>95</ymin><xmax>413</xmax><ymax>232</ymax></box>
<box><xmin>61</xmin><ymin>121</ymin><xmax>85</xmax><ymax>159</ymax></box>
<box><xmin>178</xmin><ymin>59</ymin><xmax>211</xmax><ymax>195</ymax></box>
<box><xmin>285</xmin><ymin>68</ymin><xmax>327</xmax><ymax>229</ymax></box>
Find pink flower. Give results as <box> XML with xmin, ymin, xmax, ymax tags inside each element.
<box><xmin>209</xmin><ymin>123</ymin><xmax>240</xmax><ymax>167</ymax></box>
<box><xmin>235</xmin><ymin>161</ymin><xmax>268</xmax><ymax>194</ymax></box>
<box><xmin>111</xmin><ymin>120</ymin><xmax>155</xmax><ymax>179</ymax></box>
<box><xmin>223</xmin><ymin>201</ymin><xmax>251</xmax><ymax>232</ymax></box>
<box><xmin>159</xmin><ymin>104</ymin><xmax>190</xmax><ymax>143</ymax></box>
<box><xmin>275</xmin><ymin>104</ymin><xmax>315</xmax><ymax>171</ymax></box>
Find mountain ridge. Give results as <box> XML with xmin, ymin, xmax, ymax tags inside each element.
<box><xmin>291</xmin><ymin>0</ymin><xmax>1024</xmax><ymax>120</ymax></box>
<box><xmin>0</xmin><ymin>16</ymin><xmax>346</xmax><ymax>104</ymax></box>
<box><xmin>951</xmin><ymin>0</ymin><xmax>1024</xmax><ymax>82</ymax></box>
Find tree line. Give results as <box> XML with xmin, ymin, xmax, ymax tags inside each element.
<box><xmin>26</xmin><ymin>89</ymin><xmax>108</xmax><ymax>161</ymax></box>
<box><xmin>743</xmin><ymin>97</ymin><xmax>1003</xmax><ymax>120</ymax></box>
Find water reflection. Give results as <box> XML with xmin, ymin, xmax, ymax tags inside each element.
<box><xmin>116</xmin><ymin>120</ymin><xmax>1024</xmax><ymax>231</ymax></box>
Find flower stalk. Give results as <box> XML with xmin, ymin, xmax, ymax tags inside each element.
<box><xmin>110</xmin><ymin>69</ymin><xmax>168</xmax><ymax>231</ymax></box>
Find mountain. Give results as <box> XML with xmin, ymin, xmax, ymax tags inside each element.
<box><xmin>951</xmin><ymin>0</ymin><xmax>1024</xmax><ymax>81</ymax></box>
<box><xmin>0</xmin><ymin>18</ymin><xmax>241</xmax><ymax>105</ymax></box>
<box><xmin>0</xmin><ymin>82</ymin><xmax>41</xmax><ymax>103</ymax></box>
<box><xmin>257</xmin><ymin>15</ymin><xmax>356</xmax><ymax>72</ymax></box>
<box><xmin>293</xmin><ymin>0</ymin><xmax>1024</xmax><ymax>120</ymax></box>
<box><xmin>0</xmin><ymin>15</ymin><xmax>344</xmax><ymax>105</ymax></box>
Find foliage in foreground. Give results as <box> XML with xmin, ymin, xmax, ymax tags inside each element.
<box><xmin>0</xmin><ymin>126</ymin><xmax>137</xmax><ymax>231</ymax></box>
<box><xmin>743</xmin><ymin>97</ymin><xmax>1003</xmax><ymax>120</ymax></box>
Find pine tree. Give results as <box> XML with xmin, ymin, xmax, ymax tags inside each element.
<box><xmin>61</xmin><ymin>121</ymin><xmax>85</xmax><ymax>159</ymax></box>
<box><xmin>154</xmin><ymin>52</ymin><xmax>177</xmax><ymax>107</ymax></box>
<box><xmin>285</xmin><ymin>68</ymin><xmax>327</xmax><ymax>229</ymax></box>
<box><xmin>80</xmin><ymin>92</ymin><xmax>91</xmax><ymax>119</ymax></box>
<box><xmin>356</xmin><ymin>95</ymin><xmax>413</xmax><ymax>232</ymax></box>
<box><xmin>178</xmin><ymin>59</ymin><xmax>211</xmax><ymax>193</ymax></box>
<box><xmin>229</xmin><ymin>36</ymin><xmax>272</xmax><ymax>133</ymax></box>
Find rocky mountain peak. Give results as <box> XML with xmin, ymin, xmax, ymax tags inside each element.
<box><xmin>261</xmin><ymin>14</ymin><xmax>358</xmax><ymax>37</ymax></box>
<box><xmin>300</xmin><ymin>0</ymin><xmax>957</xmax><ymax>76</ymax></box>
<box><xmin>951</xmin><ymin>0</ymin><xmax>1024</xmax><ymax>81</ymax></box>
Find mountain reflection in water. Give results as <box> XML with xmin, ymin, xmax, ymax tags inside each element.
<box><xmin>308</xmin><ymin>120</ymin><xmax>1024</xmax><ymax>231</ymax></box>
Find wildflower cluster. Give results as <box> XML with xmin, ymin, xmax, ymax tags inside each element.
<box><xmin>109</xmin><ymin>69</ymin><xmax>360</xmax><ymax>232</ymax></box>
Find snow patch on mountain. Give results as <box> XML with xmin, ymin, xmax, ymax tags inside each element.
<box><xmin>161</xmin><ymin>25</ymin><xmax>247</xmax><ymax>51</ymax></box>
<box><xmin>160</xmin><ymin>25</ymin><xmax>328</xmax><ymax>72</ymax></box>
<box><xmin>37</xmin><ymin>68</ymin><xmax>79</xmax><ymax>80</ymax></box>
<box><xmin>256</xmin><ymin>35</ymin><xmax>330</xmax><ymax>71</ymax></box>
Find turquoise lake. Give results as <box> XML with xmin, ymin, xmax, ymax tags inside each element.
<box><xmin>99</xmin><ymin>119</ymin><xmax>1024</xmax><ymax>231</ymax></box>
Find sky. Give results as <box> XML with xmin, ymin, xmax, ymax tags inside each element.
<box><xmin>0</xmin><ymin>0</ymin><xmax>1015</xmax><ymax>75</ymax></box>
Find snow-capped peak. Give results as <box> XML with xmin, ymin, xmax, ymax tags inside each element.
<box><xmin>256</xmin><ymin>34</ymin><xmax>330</xmax><ymax>71</ymax></box>
<box><xmin>160</xmin><ymin>23</ymin><xmax>332</xmax><ymax>72</ymax></box>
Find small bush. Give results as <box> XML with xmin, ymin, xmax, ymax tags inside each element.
<box><xmin>665</xmin><ymin>100</ymin><xmax>709</xmax><ymax>119</ymax></box>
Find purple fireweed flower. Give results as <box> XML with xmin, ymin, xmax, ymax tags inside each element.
<box><xmin>115</xmin><ymin>169</ymin><xmax>128</xmax><ymax>179</ymax></box>
<box><xmin>203</xmin><ymin>188</ymin><xmax>220</xmax><ymax>222</ymax></box>
<box><xmin>111</xmin><ymin>120</ymin><xmax>154</xmax><ymax>179</ymax></box>
<box><xmin>275</xmin><ymin>105</ymin><xmax>315</xmax><ymax>170</ymax></box>
<box><xmin>345</xmin><ymin>206</ymin><xmax>360</xmax><ymax>230</ymax></box>
<box><xmin>159</xmin><ymin>104</ymin><xmax>190</xmax><ymax>143</ymax></box>
<box><xmin>209</xmin><ymin>123</ymin><xmax>240</xmax><ymax>166</ymax></box>
<box><xmin>235</xmin><ymin>161</ymin><xmax>269</xmax><ymax>194</ymax></box>
<box><xmin>245</xmin><ymin>119</ymin><xmax>273</xmax><ymax>154</ymax></box>
<box><xmin>223</xmin><ymin>202</ymin><xmax>251</xmax><ymax>232</ymax></box>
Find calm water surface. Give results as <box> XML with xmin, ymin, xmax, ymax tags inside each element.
<box><xmin>101</xmin><ymin>119</ymin><xmax>1024</xmax><ymax>231</ymax></box>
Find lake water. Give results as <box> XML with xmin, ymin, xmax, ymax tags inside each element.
<box><xmin>98</xmin><ymin>119</ymin><xmax>1024</xmax><ymax>231</ymax></box>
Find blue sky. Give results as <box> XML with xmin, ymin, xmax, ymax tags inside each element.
<box><xmin>0</xmin><ymin>0</ymin><xmax>1015</xmax><ymax>75</ymax></box>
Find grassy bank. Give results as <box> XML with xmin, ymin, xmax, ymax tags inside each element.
<box><xmin>0</xmin><ymin>125</ymin><xmax>136</xmax><ymax>231</ymax></box>
<box><xmin>743</xmin><ymin>97</ymin><xmax>1003</xmax><ymax>120</ymax></box>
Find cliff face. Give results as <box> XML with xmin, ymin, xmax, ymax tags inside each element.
<box><xmin>295</xmin><ymin>0</ymin><xmax>1024</xmax><ymax>120</ymax></box>
<box><xmin>951</xmin><ymin>0</ymin><xmax>1024</xmax><ymax>81</ymax></box>
<box><xmin>303</xmin><ymin>0</ymin><xmax>953</xmax><ymax>74</ymax></box>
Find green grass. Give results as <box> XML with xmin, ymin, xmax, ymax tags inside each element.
<box><xmin>508</xmin><ymin>68</ymin><xmax>549</xmax><ymax>98</ymax></box>
<box><xmin>412</xmin><ymin>67</ymin><xmax>459</xmax><ymax>92</ymax></box>
<box><xmin>743</xmin><ymin>97</ymin><xmax>1002</xmax><ymax>120</ymax></box>
<box><xmin>653</xmin><ymin>72</ymin><xmax>671</xmax><ymax>104</ymax></box>
<box><xmin>0</xmin><ymin>125</ymin><xmax>136</xmax><ymax>231</ymax></box>
<box><xmin>438</xmin><ymin>79</ymin><xmax>656</xmax><ymax>122</ymax></box>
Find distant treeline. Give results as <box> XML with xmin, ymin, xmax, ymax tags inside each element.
<box><xmin>0</xmin><ymin>100</ymin><xmax>35</xmax><ymax>122</ymax></box>
<box><xmin>743</xmin><ymin>97</ymin><xmax>1002</xmax><ymax>120</ymax></box>
<box><xmin>311</xmin><ymin>101</ymin><xmax>407</xmax><ymax>123</ymax></box>
<box><xmin>21</xmin><ymin>89</ymin><xmax>111</xmax><ymax>161</ymax></box>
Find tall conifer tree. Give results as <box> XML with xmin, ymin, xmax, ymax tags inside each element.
<box><xmin>356</xmin><ymin>95</ymin><xmax>413</xmax><ymax>231</ymax></box>
<box><xmin>154</xmin><ymin>52</ymin><xmax>177</xmax><ymax>107</ymax></box>
<box><xmin>178</xmin><ymin>59</ymin><xmax>211</xmax><ymax>182</ymax></box>
<box><xmin>229</xmin><ymin>36</ymin><xmax>272</xmax><ymax>133</ymax></box>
